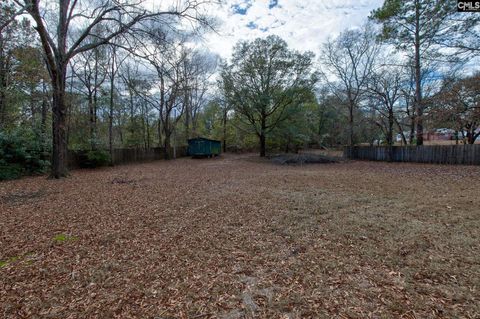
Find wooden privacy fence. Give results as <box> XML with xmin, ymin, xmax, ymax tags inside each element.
<box><xmin>68</xmin><ymin>146</ymin><xmax>188</xmax><ymax>169</ymax></box>
<box><xmin>344</xmin><ymin>145</ymin><xmax>480</xmax><ymax>165</ymax></box>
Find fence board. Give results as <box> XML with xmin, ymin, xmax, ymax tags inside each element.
<box><xmin>344</xmin><ymin>145</ymin><xmax>480</xmax><ymax>165</ymax></box>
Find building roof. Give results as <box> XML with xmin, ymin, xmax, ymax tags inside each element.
<box><xmin>187</xmin><ymin>137</ymin><xmax>221</xmax><ymax>143</ymax></box>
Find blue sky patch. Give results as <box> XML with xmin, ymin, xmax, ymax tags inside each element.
<box><xmin>269</xmin><ymin>0</ymin><xmax>279</xmax><ymax>9</ymax></box>
<box><xmin>232</xmin><ymin>1</ymin><xmax>252</xmax><ymax>15</ymax></box>
<box><xmin>247</xmin><ymin>21</ymin><xmax>258</xmax><ymax>29</ymax></box>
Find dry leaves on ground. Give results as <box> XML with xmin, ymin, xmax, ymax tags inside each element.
<box><xmin>1</xmin><ymin>154</ymin><xmax>479</xmax><ymax>318</ymax></box>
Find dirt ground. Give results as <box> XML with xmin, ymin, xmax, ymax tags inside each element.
<box><xmin>1</xmin><ymin>154</ymin><xmax>479</xmax><ymax>318</ymax></box>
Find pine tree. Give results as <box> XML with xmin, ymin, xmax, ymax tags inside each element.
<box><xmin>370</xmin><ymin>0</ymin><xmax>449</xmax><ymax>145</ymax></box>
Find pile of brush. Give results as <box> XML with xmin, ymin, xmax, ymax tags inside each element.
<box><xmin>270</xmin><ymin>153</ymin><xmax>340</xmax><ymax>165</ymax></box>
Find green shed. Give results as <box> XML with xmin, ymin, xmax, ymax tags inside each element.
<box><xmin>187</xmin><ymin>137</ymin><xmax>221</xmax><ymax>157</ymax></box>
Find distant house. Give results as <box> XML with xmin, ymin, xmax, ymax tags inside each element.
<box><xmin>423</xmin><ymin>128</ymin><xmax>456</xmax><ymax>141</ymax></box>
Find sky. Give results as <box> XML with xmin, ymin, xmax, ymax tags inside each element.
<box><xmin>204</xmin><ymin>0</ymin><xmax>384</xmax><ymax>58</ymax></box>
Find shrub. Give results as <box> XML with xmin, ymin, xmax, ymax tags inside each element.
<box><xmin>0</xmin><ymin>129</ymin><xmax>50</xmax><ymax>180</ymax></box>
<box><xmin>80</xmin><ymin>149</ymin><xmax>111</xmax><ymax>168</ymax></box>
<box><xmin>0</xmin><ymin>162</ymin><xmax>23</xmax><ymax>180</ymax></box>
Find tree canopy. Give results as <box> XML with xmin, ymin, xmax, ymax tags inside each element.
<box><xmin>221</xmin><ymin>35</ymin><xmax>317</xmax><ymax>156</ymax></box>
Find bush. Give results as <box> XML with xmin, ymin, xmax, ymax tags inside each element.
<box><xmin>80</xmin><ymin>149</ymin><xmax>110</xmax><ymax>168</ymax></box>
<box><xmin>0</xmin><ymin>129</ymin><xmax>50</xmax><ymax>180</ymax></box>
<box><xmin>0</xmin><ymin>163</ymin><xmax>23</xmax><ymax>180</ymax></box>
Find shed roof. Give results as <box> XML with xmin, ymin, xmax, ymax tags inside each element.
<box><xmin>187</xmin><ymin>137</ymin><xmax>221</xmax><ymax>143</ymax></box>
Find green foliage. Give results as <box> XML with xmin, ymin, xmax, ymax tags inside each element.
<box><xmin>0</xmin><ymin>163</ymin><xmax>23</xmax><ymax>180</ymax></box>
<box><xmin>0</xmin><ymin>128</ymin><xmax>50</xmax><ymax>180</ymax></box>
<box><xmin>370</xmin><ymin>0</ymin><xmax>449</xmax><ymax>49</ymax></box>
<box><xmin>221</xmin><ymin>35</ymin><xmax>317</xmax><ymax>155</ymax></box>
<box><xmin>81</xmin><ymin>149</ymin><xmax>111</xmax><ymax>168</ymax></box>
<box><xmin>268</xmin><ymin>95</ymin><xmax>318</xmax><ymax>152</ymax></box>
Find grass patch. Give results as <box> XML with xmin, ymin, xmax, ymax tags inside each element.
<box><xmin>0</xmin><ymin>256</ymin><xmax>20</xmax><ymax>268</ymax></box>
<box><xmin>53</xmin><ymin>234</ymin><xmax>78</xmax><ymax>243</ymax></box>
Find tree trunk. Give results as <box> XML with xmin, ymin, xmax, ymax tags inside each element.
<box><xmin>145</xmin><ymin>103</ymin><xmax>150</xmax><ymax>150</ymax></box>
<box><xmin>164</xmin><ymin>127</ymin><xmax>171</xmax><ymax>160</ymax></box>
<box><xmin>409</xmin><ymin>115</ymin><xmax>415</xmax><ymax>145</ymax></box>
<box><xmin>259</xmin><ymin>133</ymin><xmax>266</xmax><ymax>157</ymax></box>
<box><xmin>387</xmin><ymin>110</ymin><xmax>394</xmax><ymax>161</ymax></box>
<box><xmin>88</xmin><ymin>93</ymin><xmax>95</xmax><ymax>149</ymax></box>
<box><xmin>141</xmin><ymin>102</ymin><xmax>147</xmax><ymax>150</ymax></box>
<box><xmin>157</xmin><ymin>119</ymin><xmax>162</xmax><ymax>147</ymax></box>
<box><xmin>91</xmin><ymin>49</ymin><xmax>99</xmax><ymax>149</ymax></box>
<box><xmin>109</xmin><ymin>47</ymin><xmax>116</xmax><ymax>165</ymax></box>
<box><xmin>51</xmin><ymin>82</ymin><xmax>68</xmax><ymax>178</ymax></box>
<box><xmin>109</xmin><ymin>97</ymin><xmax>114</xmax><ymax>164</ymax></box>
<box><xmin>30</xmin><ymin>85</ymin><xmax>37</xmax><ymax>128</ymax></box>
<box><xmin>184</xmin><ymin>91</ymin><xmax>190</xmax><ymax>140</ymax></box>
<box><xmin>222</xmin><ymin>106</ymin><xmax>227</xmax><ymax>153</ymax></box>
<box><xmin>394</xmin><ymin>116</ymin><xmax>407</xmax><ymax>145</ymax></box>
<box><xmin>159</xmin><ymin>71</ymin><xmax>165</xmax><ymax>147</ymax></box>
<box><xmin>0</xmin><ymin>42</ymin><xmax>8</xmax><ymax>129</ymax></box>
<box><xmin>414</xmin><ymin>0</ymin><xmax>423</xmax><ymax>146</ymax></box>
<box><xmin>259</xmin><ymin>114</ymin><xmax>266</xmax><ymax>157</ymax></box>
<box><xmin>40</xmin><ymin>82</ymin><xmax>48</xmax><ymax>152</ymax></box>
<box><xmin>387</xmin><ymin>109</ymin><xmax>394</xmax><ymax>147</ymax></box>
<box><xmin>0</xmin><ymin>88</ymin><xmax>5</xmax><ymax>128</ymax></box>
<box><xmin>348</xmin><ymin>101</ymin><xmax>354</xmax><ymax>146</ymax></box>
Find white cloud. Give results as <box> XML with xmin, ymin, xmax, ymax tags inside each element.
<box><xmin>204</xmin><ymin>0</ymin><xmax>384</xmax><ymax>58</ymax></box>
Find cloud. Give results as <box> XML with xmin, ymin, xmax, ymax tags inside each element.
<box><xmin>204</xmin><ymin>0</ymin><xmax>384</xmax><ymax>58</ymax></box>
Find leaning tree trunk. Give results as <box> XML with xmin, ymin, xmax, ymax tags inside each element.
<box><xmin>40</xmin><ymin>82</ymin><xmax>48</xmax><ymax>153</ymax></box>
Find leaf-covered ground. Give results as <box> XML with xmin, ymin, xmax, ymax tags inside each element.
<box><xmin>1</xmin><ymin>154</ymin><xmax>479</xmax><ymax>318</ymax></box>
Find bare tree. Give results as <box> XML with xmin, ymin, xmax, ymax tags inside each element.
<box><xmin>216</xmin><ymin>80</ymin><xmax>232</xmax><ymax>152</ymax></box>
<box><xmin>106</xmin><ymin>44</ymin><xmax>130</xmax><ymax>161</ymax></box>
<box><xmin>371</xmin><ymin>0</ymin><xmax>451</xmax><ymax>146</ymax></box>
<box><xmin>435</xmin><ymin>10</ymin><xmax>480</xmax><ymax>54</ymax></box>
<box><xmin>71</xmin><ymin>47</ymin><xmax>107</xmax><ymax>149</ymax></box>
<box><xmin>181</xmin><ymin>49</ymin><xmax>216</xmax><ymax>139</ymax></box>
<box><xmin>136</xmin><ymin>33</ymin><xmax>190</xmax><ymax>159</ymax></box>
<box><xmin>429</xmin><ymin>73</ymin><xmax>480</xmax><ymax>144</ymax></box>
<box><xmin>366</xmin><ymin>64</ymin><xmax>404</xmax><ymax>159</ymax></box>
<box><xmin>119</xmin><ymin>60</ymin><xmax>144</xmax><ymax>147</ymax></box>
<box><xmin>12</xmin><ymin>0</ymin><xmax>210</xmax><ymax>177</ymax></box>
<box><xmin>320</xmin><ymin>23</ymin><xmax>380</xmax><ymax>146</ymax></box>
